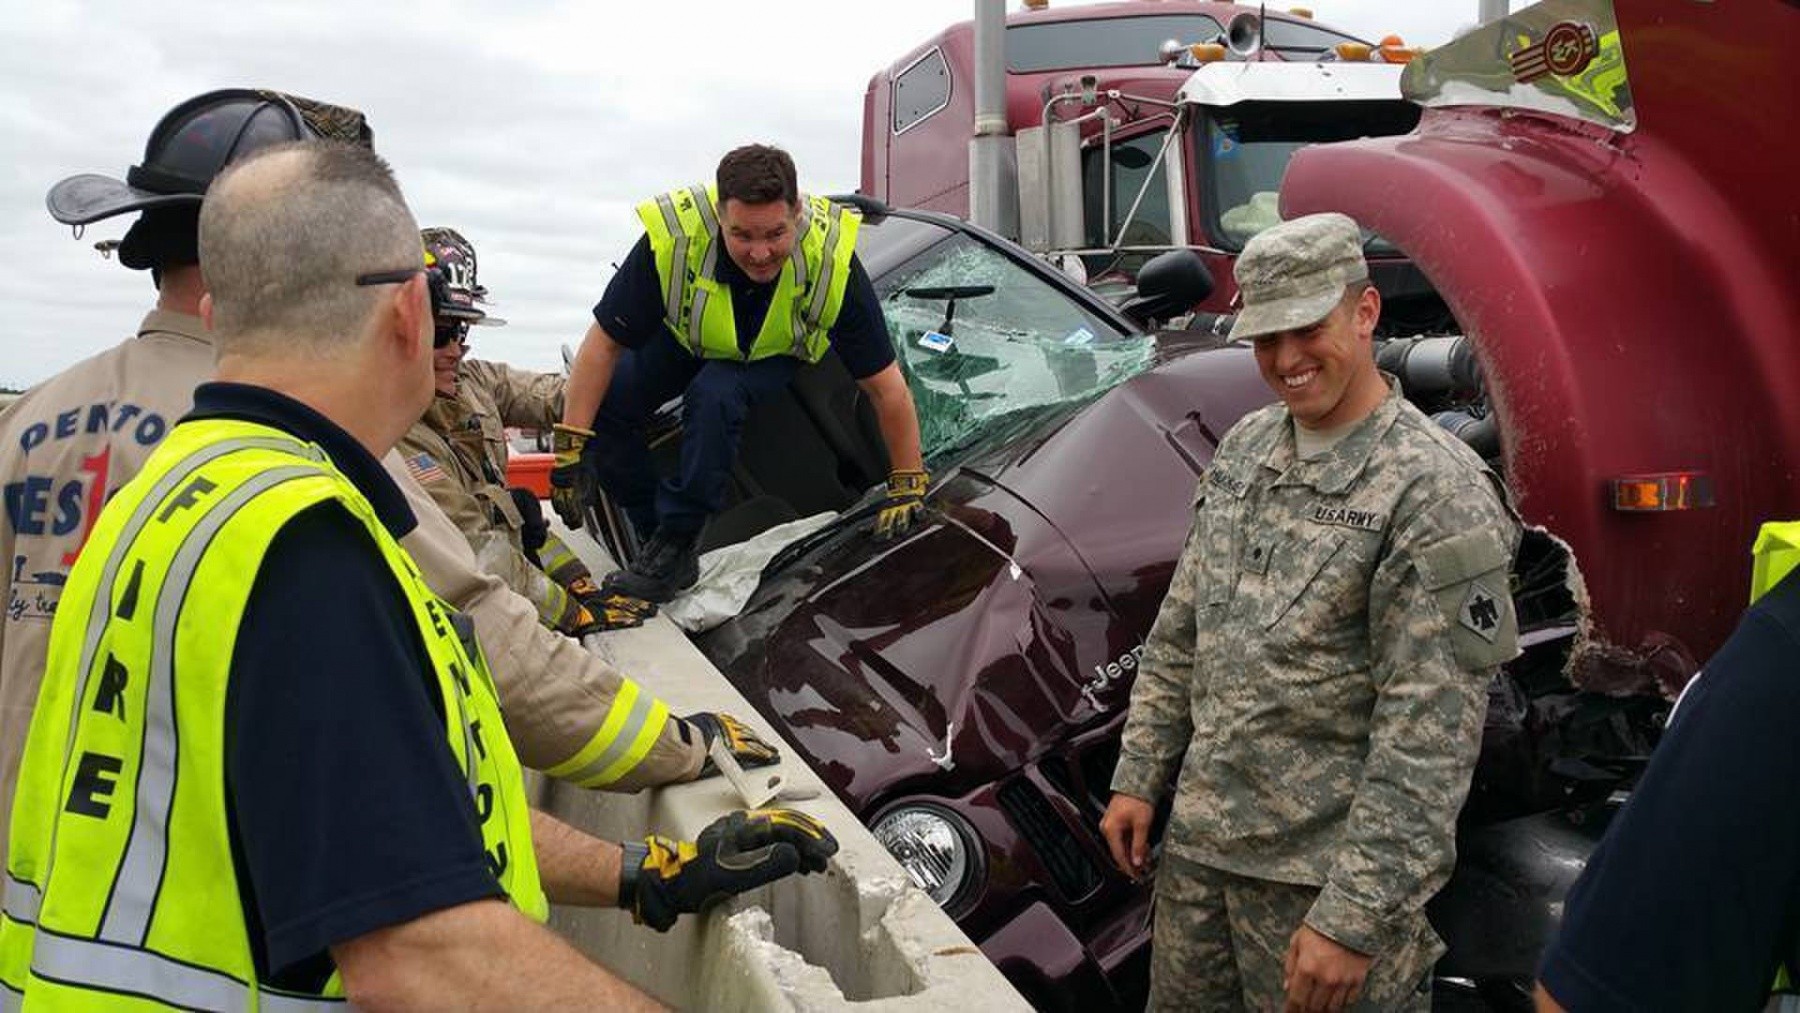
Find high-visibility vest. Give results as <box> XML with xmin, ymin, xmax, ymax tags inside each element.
<box><xmin>0</xmin><ymin>417</ymin><xmax>545</xmax><ymax>1010</ymax></box>
<box><xmin>636</xmin><ymin>184</ymin><xmax>860</xmax><ymax>364</ymax></box>
<box><xmin>1751</xmin><ymin>521</ymin><xmax>1800</xmax><ymax>605</ymax></box>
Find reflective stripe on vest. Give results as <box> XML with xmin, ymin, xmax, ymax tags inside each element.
<box><xmin>0</xmin><ymin>419</ymin><xmax>545</xmax><ymax>1009</ymax></box>
<box><xmin>636</xmin><ymin>184</ymin><xmax>861</xmax><ymax>365</ymax></box>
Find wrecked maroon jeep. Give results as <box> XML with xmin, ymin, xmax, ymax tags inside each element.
<box><xmin>586</xmin><ymin>178</ymin><xmax>1667</xmax><ymax>1006</ymax></box>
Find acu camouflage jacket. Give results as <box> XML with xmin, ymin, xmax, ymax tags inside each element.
<box><xmin>1112</xmin><ymin>379</ymin><xmax>1521</xmax><ymax>955</ymax></box>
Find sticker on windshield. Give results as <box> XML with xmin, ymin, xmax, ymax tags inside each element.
<box><xmin>1062</xmin><ymin>327</ymin><xmax>1095</xmax><ymax>347</ymax></box>
<box><xmin>1212</xmin><ymin>119</ymin><xmax>1240</xmax><ymax>160</ymax></box>
<box><xmin>918</xmin><ymin>331</ymin><xmax>954</xmax><ymax>354</ymax></box>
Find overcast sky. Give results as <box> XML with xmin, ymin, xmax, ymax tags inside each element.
<box><xmin>1</xmin><ymin>0</ymin><xmax>1497</xmax><ymax>387</ymax></box>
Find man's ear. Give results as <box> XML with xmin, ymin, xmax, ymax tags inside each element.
<box><xmin>1354</xmin><ymin>284</ymin><xmax>1382</xmax><ymax>338</ymax></box>
<box><xmin>199</xmin><ymin>292</ymin><xmax>215</xmax><ymax>330</ymax></box>
<box><xmin>390</xmin><ymin>273</ymin><xmax>432</xmax><ymax>360</ymax></box>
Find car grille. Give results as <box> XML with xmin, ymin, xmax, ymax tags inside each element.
<box><xmin>997</xmin><ymin>777</ymin><xmax>1102</xmax><ymax>902</ymax></box>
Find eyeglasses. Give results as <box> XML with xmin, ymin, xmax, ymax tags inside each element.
<box><xmin>434</xmin><ymin>319</ymin><xmax>471</xmax><ymax>349</ymax></box>
<box><xmin>355</xmin><ymin>266</ymin><xmax>450</xmax><ymax>319</ymax></box>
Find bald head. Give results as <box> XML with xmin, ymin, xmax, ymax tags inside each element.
<box><xmin>200</xmin><ymin>141</ymin><xmax>421</xmax><ymax>357</ymax></box>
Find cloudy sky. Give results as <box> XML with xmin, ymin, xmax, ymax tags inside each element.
<box><xmin>1</xmin><ymin>0</ymin><xmax>1497</xmax><ymax>387</ymax></box>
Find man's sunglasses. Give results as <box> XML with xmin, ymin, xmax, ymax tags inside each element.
<box><xmin>356</xmin><ymin>266</ymin><xmax>452</xmax><ymax>318</ymax></box>
<box><xmin>356</xmin><ymin>267</ymin><xmax>467</xmax><ymax>347</ymax></box>
<box><xmin>434</xmin><ymin>319</ymin><xmax>471</xmax><ymax>349</ymax></box>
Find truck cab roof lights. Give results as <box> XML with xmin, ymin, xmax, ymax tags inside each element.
<box><xmin>1288</xmin><ymin>7</ymin><xmax>1314</xmax><ymax>20</ymax></box>
<box><xmin>1333</xmin><ymin>38</ymin><xmax>1423</xmax><ymax>64</ymax></box>
<box><xmin>1189</xmin><ymin>42</ymin><xmax>1228</xmax><ymax>65</ymax></box>
<box><xmin>1612</xmin><ymin>472</ymin><xmax>1716</xmax><ymax>512</ymax></box>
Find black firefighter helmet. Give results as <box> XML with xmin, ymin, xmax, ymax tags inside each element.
<box><xmin>46</xmin><ymin>88</ymin><xmax>373</xmax><ymax>271</ymax></box>
<box><xmin>421</xmin><ymin>227</ymin><xmax>507</xmax><ymax>327</ymax></box>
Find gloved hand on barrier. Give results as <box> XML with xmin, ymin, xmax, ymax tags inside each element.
<box><xmin>683</xmin><ymin>711</ymin><xmax>781</xmax><ymax>775</ymax></box>
<box><xmin>548</xmin><ymin>423</ymin><xmax>596</xmax><ymax>531</ymax></box>
<box><xmin>618</xmin><ymin>808</ymin><xmax>838</xmax><ymax>931</ymax></box>
<box><xmin>569</xmin><ymin>573</ymin><xmax>658</xmax><ymax>623</ymax></box>
<box><xmin>567</xmin><ymin>600</ymin><xmax>642</xmax><ymax>635</ymax></box>
<box><xmin>872</xmin><ymin>469</ymin><xmax>929</xmax><ymax>542</ymax></box>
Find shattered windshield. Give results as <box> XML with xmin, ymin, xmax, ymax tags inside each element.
<box><xmin>1197</xmin><ymin>101</ymin><xmax>1421</xmax><ymax>249</ymax></box>
<box><xmin>876</xmin><ymin>233</ymin><xmax>1154</xmax><ymax>462</ymax></box>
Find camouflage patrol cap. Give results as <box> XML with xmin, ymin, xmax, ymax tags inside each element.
<box><xmin>421</xmin><ymin>227</ymin><xmax>507</xmax><ymax>326</ymax></box>
<box><xmin>1228</xmin><ymin>212</ymin><xmax>1369</xmax><ymax>342</ymax></box>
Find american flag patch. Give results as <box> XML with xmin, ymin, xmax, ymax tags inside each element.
<box><xmin>405</xmin><ymin>452</ymin><xmax>448</xmax><ymax>484</ymax></box>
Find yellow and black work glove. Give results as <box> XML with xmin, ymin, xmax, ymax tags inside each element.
<box><xmin>683</xmin><ymin>711</ymin><xmax>781</xmax><ymax>776</ymax></box>
<box><xmin>567</xmin><ymin>600</ymin><xmax>640</xmax><ymax>636</ymax></box>
<box><xmin>871</xmin><ymin>469</ymin><xmax>929</xmax><ymax>542</ymax></box>
<box><xmin>618</xmin><ymin>809</ymin><xmax>837</xmax><ymax>932</ymax></box>
<box><xmin>568</xmin><ymin>573</ymin><xmax>658</xmax><ymax>622</ymax></box>
<box><xmin>548</xmin><ymin>423</ymin><xmax>596</xmax><ymax>531</ymax></box>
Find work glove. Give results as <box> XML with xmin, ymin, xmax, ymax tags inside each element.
<box><xmin>567</xmin><ymin>600</ymin><xmax>642</xmax><ymax>635</ymax></box>
<box><xmin>568</xmin><ymin>573</ymin><xmax>658</xmax><ymax>622</ymax></box>
<box><xmin>684</xmin><ymin>711</ymin><xmax>781</xmax><ymax>776</ymax></box>
<box><xmin>619</xmin><ymin>808</ymin><xmax>837</xmax><ymax>932</ymax></box>
<box><xmin>548</xmin><ymin>423</ymin><xmax>596</xmax><ymax>531</ymax></box>
<box><xmin>871</xmin><ymin>469</ymin><xmax>929</xmax><ymax>542</ymax></box>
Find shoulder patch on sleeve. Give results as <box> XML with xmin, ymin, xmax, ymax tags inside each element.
<box><xmin>1416</xmin><ymin>526</ymin><xmax>1519</xmax><ymax>668</ymax></box>
<box><xmin>1457</xmin><ymin>580</ymin><xmax>1506</xmax><ymax>643</ymax></box>
<box><xmin>405</xmin><ymin>452</ymin><xmax>448</xmax><ymax>485</ymax></box>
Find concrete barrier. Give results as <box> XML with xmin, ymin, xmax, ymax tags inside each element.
<box><xmin>534</xmin><ymin>525</ymin><xmax>1029</xmax><ymax>1011</ymax></box>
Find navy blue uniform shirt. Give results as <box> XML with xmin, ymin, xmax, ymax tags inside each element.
<box><xmin>593</xmin><ymin>232</ymin><xmax>894</xmax><ymax>379</ymax></box>
<box><xmin>186</xmin><ymin>382</ymin><xmax>503</xmax><ymax>990</ymax></box>
<box><xmin>1538</xmin><ymin>567</ymin><xmax>1800</xmax><ymax>1011</ymax></box>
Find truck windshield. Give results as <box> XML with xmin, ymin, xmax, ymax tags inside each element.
<box><xmin>1195</xmin><ymin>100</ymin><xmax>1421</xmax><ymax>249</ymax></box>
<box><xmin>1007</xmin><ymin>14</ymin><xmax>1222</xmax><ymax>72</ymax></box>
<box><xmin>876</xmin><ymin>233</ymin><xmax>1153</xmax><ymax>461</ymax></box>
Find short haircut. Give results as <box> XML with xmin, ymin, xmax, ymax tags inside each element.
<box><xmin>716</xmin><ymin>144</ymin><xmax>798</xmax><ymax>207</ymax></box>
<box><xmin>200</xmin><ymin>140</ymin><xmax>420</xmax><ymax>357</ymax></box>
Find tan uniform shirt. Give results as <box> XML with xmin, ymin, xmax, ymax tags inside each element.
<box><xmin>1113</xmin><ymin>380</ymin><xmax>1521</xmax><ymax>955</ymax></box>
<box><xmin>0</xmin><ymin>311</ymin><xmax>211</xmax><ymax>865</ymax></box>
<box><xmin>0</xmin><ymin>313</ymin><xmax>698</xmax><ymax>867</ymax></box>
<box><xmin>396</xmin><ymin>359</ymin><xmax>569</xmax><ymax>627</ymax></box>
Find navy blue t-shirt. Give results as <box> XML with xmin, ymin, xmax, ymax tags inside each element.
<box><xmin>186</xmin><ymin>383</ymin><xmax>503</xmax><ymax>990</ymax></box>
<box><xmin>592</xmin><ymin>232</ymin><xmax>895</xmax><ymax>379</ymax></box>
<box><xmin>1538</xmin><ymin>568</ymin><xmax>1800</xmax><ymax>1011</ymax></box>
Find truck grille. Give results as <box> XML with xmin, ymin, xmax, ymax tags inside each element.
<box><xmin>997</xmin><ymin>777</ymin><xmax>1102</xmax><ymax>902</ymax></box>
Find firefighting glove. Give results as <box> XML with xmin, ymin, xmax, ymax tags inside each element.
<box><xmin>567</xmin><ymin>600</ymin><xmax>641</xmax><ymax>635</ymax></box>
<box><xmin>548</xmin><ymin>423</ymin><xmax>596</xmax><ymax>531</ymax></box>
<box><xmin>568</xmin><ymin>573</ymin><xmax>658</xmax><ymax>621</ymax></box>
<box><xmin>872</xmin><ymin>469</ymin><xmax>929</xmax><ymax>542</ymax></box>
<box><xmin>684</xmin><ymin>711</ymin><xmax>781</xmax><ymax>776</ymax></box>
<box><xmin>618</xmin><ymin>809</ymin><xmax>838</xmax><ymax>932</ymax></box>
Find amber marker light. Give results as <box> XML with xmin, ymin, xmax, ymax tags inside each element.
<box><xmin>1611</xmin><ymin>472</ymin><xmax>1717</xmax><ymax>512</ymax></box>
<box><xmin>1190</xmin><ymin>42</ymin><xmax>1228</xmax><ymax>63</ymax></box>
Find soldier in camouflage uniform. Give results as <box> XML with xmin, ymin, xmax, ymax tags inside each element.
<box><xmin>1100</xmin><ymin>213</ymin><xmax>1521</xmax><ymax>1012</ymax></box>
<box><xmin>397</xmin><ymin>228</ymin><xmax>655</xmax><ymax>635</ymax></box>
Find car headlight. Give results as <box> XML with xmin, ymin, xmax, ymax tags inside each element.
<box><xmin>872</xmin><ymin>804</ymin><xmax>979</xmax><ymax>908</ymax></box>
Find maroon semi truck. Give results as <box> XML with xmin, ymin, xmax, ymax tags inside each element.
<box><xmin>861</xmin><ymin>0</ymin><xmax>1426</xmax><ymax>312</ymax></box>
<box><xmin>1281</xmin><ymin>0</ymin><xmax>1800</xmax><ymax>693</ymax></box>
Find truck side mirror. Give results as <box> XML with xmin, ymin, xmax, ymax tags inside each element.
<box><xmin>1119</xmin><ymin>250</ymin><xmax>1215</xmax><ymax>328</ymax></box>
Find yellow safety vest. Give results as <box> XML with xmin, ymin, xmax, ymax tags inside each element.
<box><xmin>1751</xmin><ymin>521</ymin><xmax>1800</xmax><ymax>605</ymax></box>
<box><xmin>636</xmin><ymin>184</ymin><xmax>860</xmax><ymax>364</ymax></box>
<box><xmin>0</xmin><ymin>418</ymin><xmax>545</xmax><ymax>1010</ymax></box>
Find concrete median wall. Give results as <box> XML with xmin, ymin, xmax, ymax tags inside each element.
<box><xmin>533</xmin><ymin>525</ymin><xmax>1028</xmax><ymax>1011</ymax></box>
